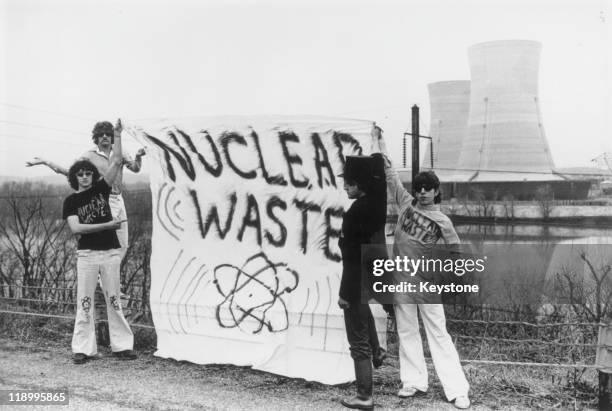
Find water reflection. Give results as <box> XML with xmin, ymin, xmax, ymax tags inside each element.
<box><xmin>454</xmin><ymin>222</ymin><xmax>612</xmax><ymax>244</ymax></box>
<box><xmin>384</xmin><ymin>221</ymin><xmax>612</xmax><ymax>307</ymax></box>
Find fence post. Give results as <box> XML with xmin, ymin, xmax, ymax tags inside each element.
<box><xmin>597</xmin><ymin>320</ymin><xmax>612</xmax><ymax>410</ymax></box>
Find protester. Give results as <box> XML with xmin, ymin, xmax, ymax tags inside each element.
<box><xmin>26</xmin><ymin>121</ymin><xmax>146</xmax><ymax>259</ymax></box>
<box><xmin>373</xmin><ymin>126</ymin><xmax>471</xmax><ymax>409</ymax></box>
<box><xmin>338</xmin><ymin>155</ymin><xmax>387</xmax><ymax>410</ymax></box>
<box><xmin>62</xmin><ymin>119</ymin><xmax>137</xmax><ymax>364</ymax></box>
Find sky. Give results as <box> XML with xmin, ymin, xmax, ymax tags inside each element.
<box><xmin>1</xmin><ymin>0</ymin><xmax>610</xmax><ymax>178</ymax></box>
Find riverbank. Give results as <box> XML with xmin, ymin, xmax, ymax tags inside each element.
<box><xmin>437</xmin><ymin>199</ymin><xmax>612</xmax><ymax>225</ymax></box>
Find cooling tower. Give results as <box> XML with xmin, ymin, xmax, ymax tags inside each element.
<box><xmin>422</xmin><ymin>81</ymin><xmax>470</xmax><ymax>172</ymax></box>
<box><xmin>457</xmin><ymin>40</ymin><xmax>556</xmax><ymax>180</ymax></box>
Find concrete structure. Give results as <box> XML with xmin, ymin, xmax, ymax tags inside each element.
<box><xmin>415</xmin><ymin>40</ymin><xmax>595</xmax><ymax>200</ymax></box>
<box><xmin>457</xmin><ymin>40</ymin><xmax>558</xmax><ymax>182</ymax></box>
<box><xmin>422</xmin><ymin>81</ymin><xmax>470</xmax><ymax>173</ymax></box>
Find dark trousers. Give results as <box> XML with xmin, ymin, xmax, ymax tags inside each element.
<box><xmin>343</xmin><ymin>303</ymin><xmax>379</xmax><ymax>360</ymax></box>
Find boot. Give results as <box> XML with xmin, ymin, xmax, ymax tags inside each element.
<box><xmin>341</xmin><ymin>359</ymin><xmax>373</xmax><ymax>410</ymax></box>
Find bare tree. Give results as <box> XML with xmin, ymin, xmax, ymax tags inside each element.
<box><xmin>501</xmin><ymin>193</ymin><xmax>515</xmax><ymax>220</ymax></box>
<box><xmin>551</xmin><ymin>250</ymin><xmax>612</xmax><ymax>324</ymax></box>
<box><xmin>470</xmin><ymin>186</ymin><xmax>495</xmax><ymax>218</ymax></box>
<box><xmin>535</xmin><ymin>184</ymin><xmax>554</xmax><ymax>220</ymax></box>
<box><xmin>0</xmin><ymin>182</ymin><xmax>74</xmax><ymax>305</ymax></box>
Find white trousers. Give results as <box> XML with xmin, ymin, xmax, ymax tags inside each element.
<box><xmin>72</xmin><ymin>249</ymin><xmax>134</xmax><ymax>355</ymax></box>
<box><xmin>108</xmin><ymin>194</ymin><xmax>128</xmax><ymax>260</ymax></box>
<box><xmin>394</xmin><ymin>304</ymin><xmax>469</xmax><ymax>401</ymax></box>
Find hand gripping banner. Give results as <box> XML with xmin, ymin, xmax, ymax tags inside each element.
<box><xmin>126</xmin><ymin>116</ymin><xmax>387</xmax><ymax>384</ymax></box>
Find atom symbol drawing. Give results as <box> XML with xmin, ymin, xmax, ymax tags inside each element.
<box><xmin>214</xmin><ymin>252</ymin><xmax>299</xmax><ymax>334</ymax></box>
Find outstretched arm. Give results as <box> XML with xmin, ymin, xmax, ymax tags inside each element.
<box><xmin>371</xmin><ymin>125</ymin><xmax>413</xmax><ymax>208</ymax></box>
<box><xmin>25</xmin><ymin>157</ymin><xmax>68</xmax><ymax>176</ymax></box>
<box><xmin>103</xmin><ymin>118</ymin><xmax>123</xmax><ymax>185</ymax></box>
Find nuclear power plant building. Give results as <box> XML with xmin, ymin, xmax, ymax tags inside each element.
<box><xmin>421</xmin><ymin>80</ymin><xmax>471</xmax><ymax>177</ymax></box>
<box><xmin>419</xmin><ymin>40</ymin><xmax>590</xmax><ymax>200</ymax></box>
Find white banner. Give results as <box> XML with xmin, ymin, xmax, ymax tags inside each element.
<box><xmin>126</xmin><ymin>116</ymin><xmax>386</xmax><ymax>384</ymax></box>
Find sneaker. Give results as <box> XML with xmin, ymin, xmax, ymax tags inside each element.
<box><xmin>72</xmin><ymin>353</ymin><xmax>89</xmax><ymax>364</ymax></box>
<box><xmin>372</xmin><ymin>347</ymin><xmax>387</xmax><ymax>368</ymax></box>
<box><xmin>454</xmin><ymin>395</ymin><xmax>471</xmax><ymax>409</ymax></box>
<box><xmin>112</xmin><ymin>349</ymin><xmax>137</xmax><ymax>360</ymax></box>
<box><xmin>398</xmin><ymin>386</ymin><xmax>424</xmax><ymax>398</ymax></box>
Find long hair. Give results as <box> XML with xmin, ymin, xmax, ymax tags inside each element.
<box><xmin>67</xmin><ymin>160</ymin><xmax>100</xmax><ymax>190</ymax></box>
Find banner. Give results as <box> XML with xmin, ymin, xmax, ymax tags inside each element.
<box><xmin>126</xmin><ymin>116</ymin><xmax>387</xmax><ymax>384</ymax></box>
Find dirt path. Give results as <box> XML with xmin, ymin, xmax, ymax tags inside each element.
<box><xmin>0</xmin><ymin>337</ymin><xmax>488</xmax><ymax>411</ymax></box>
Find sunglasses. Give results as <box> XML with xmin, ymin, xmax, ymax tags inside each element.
<box><xmin>414</xmin><ymin>184</ymin><xmax>435</xmax><ymax>192</ymax></box>
<box><xmin>95</xmin><ymin>132</ymin><xmax>113</xmax><ymax>138</ymax></box>
<box><xmin>76</xmin><ymin>171</ymin><xmax>93</xmax><ymax>178</ymax></box>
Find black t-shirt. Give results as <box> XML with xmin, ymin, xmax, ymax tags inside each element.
<box><xmin>62</xmin><ymin>179</ymin><xmax>120</xmax><ymax>250</ymax></box>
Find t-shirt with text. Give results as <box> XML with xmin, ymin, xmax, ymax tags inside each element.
<box><xmin>62</xmin><ymin>179</ymin><xmax>120</xmax><ymax>250</ymax></box>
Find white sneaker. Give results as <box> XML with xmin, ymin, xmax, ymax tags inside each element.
<box><xmin>454</xmin><ymin>395</ymin><xmax>471</xmax><ymax>409</ymax></box>
<box><xmin>397</xmin><ymin>386</ymin><xmax>422</xmax><ymax>398</ymax></box>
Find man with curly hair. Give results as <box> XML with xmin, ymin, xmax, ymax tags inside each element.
<box><xmin>26</xmin><ymin>121</ymin><xmax>146</xmax><ymax>259</ymax></box>
<box><xmin>62</xmin><ymin>119</ymin><xmax>137</xmax><ymax>364</ymax></box>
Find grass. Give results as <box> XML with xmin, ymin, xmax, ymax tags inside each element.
<box><xmin>0</xmin><ymin>311</ymin><xmax>600</xmax><ymax>410</ymax></box>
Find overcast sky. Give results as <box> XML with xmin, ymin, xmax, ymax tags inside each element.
<box><xmin>1</xmin><ymin>0</ymin><xmax>610</xmax><ymax>177</ymax></box>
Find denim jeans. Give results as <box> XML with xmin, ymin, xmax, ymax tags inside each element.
<box><xmin>343</xmin><ymin>303</ymin><xmax>375</xmax><ymax>361</ymax></box>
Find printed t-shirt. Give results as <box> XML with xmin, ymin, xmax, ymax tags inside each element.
<box><xmin>62</xmin><ymin>179</ymin><xmax>120</xmax><ymax>250</ymax></box>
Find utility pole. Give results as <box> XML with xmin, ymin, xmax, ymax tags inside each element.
<box><xmin>411</xmin><ymin>105</ymin><xmax>420</xmax><ymax>187</ymax></box>
<box><xmin>402</xmin><ymin>133</ymin><xmax>407</xmax><ymax>168</ymax></box>
<box><xmin>403</xmin><ymin>105</ymin><xmax>433</xmax><ymax>194</ymax></box>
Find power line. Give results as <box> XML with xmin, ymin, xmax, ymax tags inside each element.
<box><xmin>334</xmin><ymin>103</ymin><xmax>411</xmax><ymax>117</ymax></box>
<box><xmin>0</xmin><ymin>120</ymin><xmax>83</xmax><ymax>135</ymax></box>
<box><xmin>0</xmin><ymin>118</ymin><xmax>607</xmax><ymax>178</ymax></box>
<box><xmin>2</xmin><ymin>129</ymin><xmax>606</xmax><ymax>178</ymax></box>
<box><xmin>0</xmin><ymin>102</ymin><xmax>97</xmax><ymax>121</ymax></box>
<box><xmin>0</xmin><ymin>133</ymin><xmax>84</xmax><ymax>147</ymax></box>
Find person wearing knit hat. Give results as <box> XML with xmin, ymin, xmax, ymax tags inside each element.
<box><xmin>338</xmin><ymin>154</ymin><xmax>387</xmax><ymax>410</ymax></box>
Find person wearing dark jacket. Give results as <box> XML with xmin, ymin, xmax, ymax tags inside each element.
<box><xmin>338</xmin><ymin>155</ymin><xmax>387</xmax><ymax>410</ymax></box>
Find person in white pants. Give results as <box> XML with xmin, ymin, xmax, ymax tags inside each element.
<box><xmin>62</xmin><ymin>119</ymin><xmax>137</xmax><ymax>364</ymax></box>
<box><xmin>373</xmin><ymin>126</ymin><xmax>471</xmax><ymax>409</ymax></box>
<box><xmin>394</xmin><ymin>304</ymin><xmax>469</xmax><ymax>403</ymax></box>
<box><xmin>26</xmin><ymin>121</ymin><xmax>146</xmax><ymax>260</ymax></box>
<box><xmin>72</xmin><ymin>249</ymin><xmax>133</xmax><ymax>357</ymax></box>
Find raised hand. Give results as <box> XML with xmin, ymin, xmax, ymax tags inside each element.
<box><xmin>114</xmin><ymin>118</ymin><xmax>123</xmax><ymax>135</ymax></box>
<box><xmin>371</xmin><ymin>124</ymin><xmax>383</xmax><ymax>140</ymax></box>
